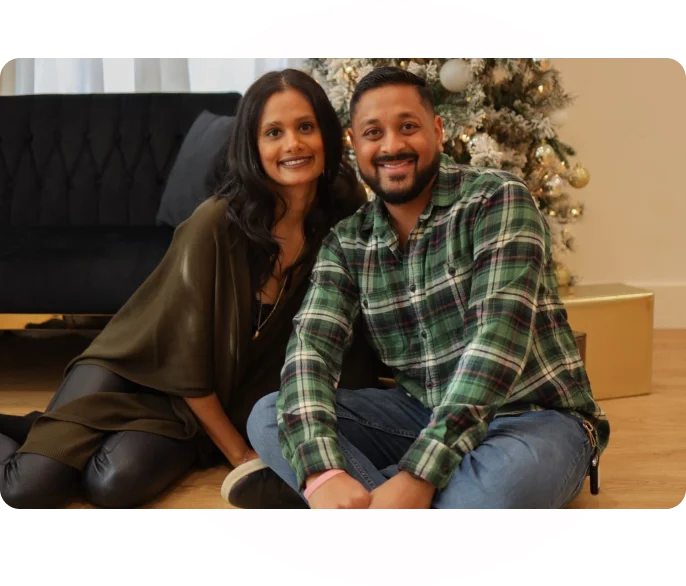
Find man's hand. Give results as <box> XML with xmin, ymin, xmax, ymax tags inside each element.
<box><xmin>306</xmin><ymin>471</ymin><xmax>371</xmax><ymax>509</ymax></box>
<box><xmin>369</xmin><ymin>471</ymin><xmax>436</xmax><ymax>509</ymax></box>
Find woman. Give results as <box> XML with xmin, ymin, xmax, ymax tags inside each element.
<box><xmin>0</xmin><ymin>69</ymin><xmax>382</xmax><ymax>509</ymax></box>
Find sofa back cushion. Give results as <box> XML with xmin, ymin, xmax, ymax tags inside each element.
<box><xmin>0</xmin><ymin>92</ymin><xmax>240</xmax><ymax>227</ymax></box>
<box><xmin>155</xmin><ymin>110</ymin><xmax>235</xmax><ymax>228</ymax></box>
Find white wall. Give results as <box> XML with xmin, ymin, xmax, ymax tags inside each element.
<box><xmin>554</xmin><ymin>59</ymin><xmax>686</xmax><ymax>328</ymax></box>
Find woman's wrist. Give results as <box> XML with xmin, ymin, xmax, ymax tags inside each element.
<box><xmin>225</xmin><ymin>445</ymin><xmax>250</xmax><ymax>466</ymax></box>
<box><xmin>228</xmin><ymin>447</ymin><xmax>259</xmax><ymax>468</ymax></box>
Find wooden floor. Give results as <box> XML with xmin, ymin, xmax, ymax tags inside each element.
<box><xmin>1</xmin><ymin>329</ymin><xmax>684</xmax><ymax>509</ymax></box>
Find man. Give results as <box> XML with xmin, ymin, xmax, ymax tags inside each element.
<box><xmin>223</xmin><ymin>66</ymin><xmax>609</xmax><ymax>509</ymax></box>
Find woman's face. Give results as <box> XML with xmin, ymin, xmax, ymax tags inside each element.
<box><xmin>257</xmin><ymin>88</ymin><xmax>326</xmax><ymax>189</ymax></box>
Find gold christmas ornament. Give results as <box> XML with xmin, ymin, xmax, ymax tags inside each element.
<box><xmin>555</xmin><ymin>264</ymin><xmax>571</xmax><ymax>288</ymax></box>
<box><xmin>535</xmin><ymin>144</ymin><xmax>556</xmax><ymax>165</ymax></box>
<box><xmin>569</xmin><ymin>164</ymin><xmax>591</xmax><ymax>188</ymax></box>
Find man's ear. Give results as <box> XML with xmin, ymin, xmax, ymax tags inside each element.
<box><xmin>434</xmin><ymin>115</ymin><xmax>444</xmax><ymax>153</ymax></box>
<box><xmin>346</xmin><ymin>127</ymin><xmax>355</xmax><ymax>149</ymax></box>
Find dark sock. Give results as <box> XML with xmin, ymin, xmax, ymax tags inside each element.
<box><xmin>0</xmin><ymin>411</ymin><xmax>43</xmax><ymax>444</ymax></box>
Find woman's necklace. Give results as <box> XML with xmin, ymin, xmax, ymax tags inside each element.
<box><xmin>253</xmin><ymin>239</ymin><xmax>305</xmax><ymax>340</ymax></box>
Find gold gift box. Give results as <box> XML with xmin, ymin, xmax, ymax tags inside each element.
<box><xmin>560</xmin><ymin>283</ymin><xmax>654</xmax><ymax>400</ymax></box>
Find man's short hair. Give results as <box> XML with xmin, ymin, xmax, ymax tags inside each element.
<box><xmin>350</xmin><ymin>66</ymin><xmax>435</xmax><ymax>122</ymax></box>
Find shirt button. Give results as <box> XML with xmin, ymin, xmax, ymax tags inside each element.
<box><xmin>427</xmin><ymin>381</ymin><xmax>433</xmax><ymax>389</ymax></box>
<box><xmin>448</xmin><ymin>267</ymin><xmax>456</xmax><ymax>276</ymax></box>
<box><xmin>409</xmin><ymin>284</ymin><xmax>416</xmax><ymax>293</ymax></box>
<box><xmin>421</xmin><ymin>331</ymin><xmax>427</xmax><ymax>339</ymax></box>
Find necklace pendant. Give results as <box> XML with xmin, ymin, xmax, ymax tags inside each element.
<box><xmin>252</xmin><ymin>330</ymin><xmax>260</xmax><ymax>340</ymax></box>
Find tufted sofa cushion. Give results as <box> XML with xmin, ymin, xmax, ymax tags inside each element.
<box><xmin>0</xmin><ymin>92</ymin><xmax>241</xmax><ymax>227</ymax></box>
<box><xmin>0</xmin><ymin>92</ymin><xmax>241</xmax><ymax>314</ymax></box>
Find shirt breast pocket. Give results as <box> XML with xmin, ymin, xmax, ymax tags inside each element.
<box><xmin>428</xmin><ymin>262</ymin><xmax>471</xmax><ymax>319</ymax></box>
<box><xmin>359</xmin><ymin>289</ymin><xmax>410</xmax><ymax>362</ymax></box>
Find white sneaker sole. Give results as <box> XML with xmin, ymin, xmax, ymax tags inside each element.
<box><xmin>220</xmin><ymin>458</ymin><xmax>269</xmax><ymax>505</ymax></box>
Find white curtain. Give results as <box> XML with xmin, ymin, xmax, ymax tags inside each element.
<box><xmin>7</xmin><ymin>58</ymin><xmax>304</xmax><ymax>96</ymax></box>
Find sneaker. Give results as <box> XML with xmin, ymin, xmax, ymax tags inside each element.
<box><xmin>221</xmin><ymin>458</ymin><xmax>308</xmax><ymax>509</ymax></box>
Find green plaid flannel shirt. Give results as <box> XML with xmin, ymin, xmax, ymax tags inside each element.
<box><xmin>277</xmin><ymin>154</ymin><xmax>610</xmax><ymax>490</ymax></box>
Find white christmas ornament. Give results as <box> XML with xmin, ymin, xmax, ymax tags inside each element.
<box><xmin>549</xmin><ymin>110</ymin><xmax>568</xmax><ymax>128</ymax></box>
<box><xmin>544</xmin><ymin>175</ymin><xmax>565</xmax><ymax>197</ymax></box>
<box><xmin>439</xmin><ymin>59</ymin><xmax>473</xmax><ymax>93</ymax></box>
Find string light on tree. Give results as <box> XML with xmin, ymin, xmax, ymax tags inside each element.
<box><xmin>303</xmin><ymin>58</ymin><xmax>591</xmax><ymax>287</ymax></box>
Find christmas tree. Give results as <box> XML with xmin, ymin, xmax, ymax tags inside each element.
<box><xmin>303</xmin><ymin>58</ymin><xmax>591</xmax><ymax>288</ymax></box>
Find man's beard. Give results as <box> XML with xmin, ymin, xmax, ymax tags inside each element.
<box><xmin>360</xmin><ymin>150</ymin><xmax>441</xmax><ymax>205</ymax></box>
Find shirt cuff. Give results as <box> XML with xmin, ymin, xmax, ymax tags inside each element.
<box><xmin>398</xmin><ymin>436</ymin><xmax>462</xmax><ymax>490</ymax></box>
<box><xmin>288</xmin><ymin>436</ymin><xmax>348</xmax><ymax>490</ymax></box>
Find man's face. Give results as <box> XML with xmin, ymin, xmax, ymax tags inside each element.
<box><xmin>348</xmin><ymin>84</ymin><xmax>443</xmax><ymax>205</ymax></box>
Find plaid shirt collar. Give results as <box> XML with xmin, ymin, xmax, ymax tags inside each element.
<box><xmin>364</xmin><ymin>153</ymin><xmax>464</xmax><ymax>239</ymax></box>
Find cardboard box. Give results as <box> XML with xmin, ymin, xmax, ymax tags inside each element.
<box><xmin>573</xmin><ymin>331</ymin><xmax>586</xmax><ymax>364</ymax></box>
<box><xmin>560</xmin><ymin>283</ymin><xmax>654</xmax><ymax>400</ymax></box>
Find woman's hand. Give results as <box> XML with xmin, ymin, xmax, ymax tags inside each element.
<box><xmin>184</xmin><ymin>393</ymin><xmax>257</xmax><ymax>468</ymax></box>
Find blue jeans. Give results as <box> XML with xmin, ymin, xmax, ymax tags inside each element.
<box><xmin>247</xmin><ymin>387</ymin><xmax>593</xmax><ymax>508</ymax></box>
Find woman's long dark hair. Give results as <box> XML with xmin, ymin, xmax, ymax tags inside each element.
<box><xmin>216</xmin><ymin>68</ymin><xmax>358</xmax><ymax>295</ymax></box>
